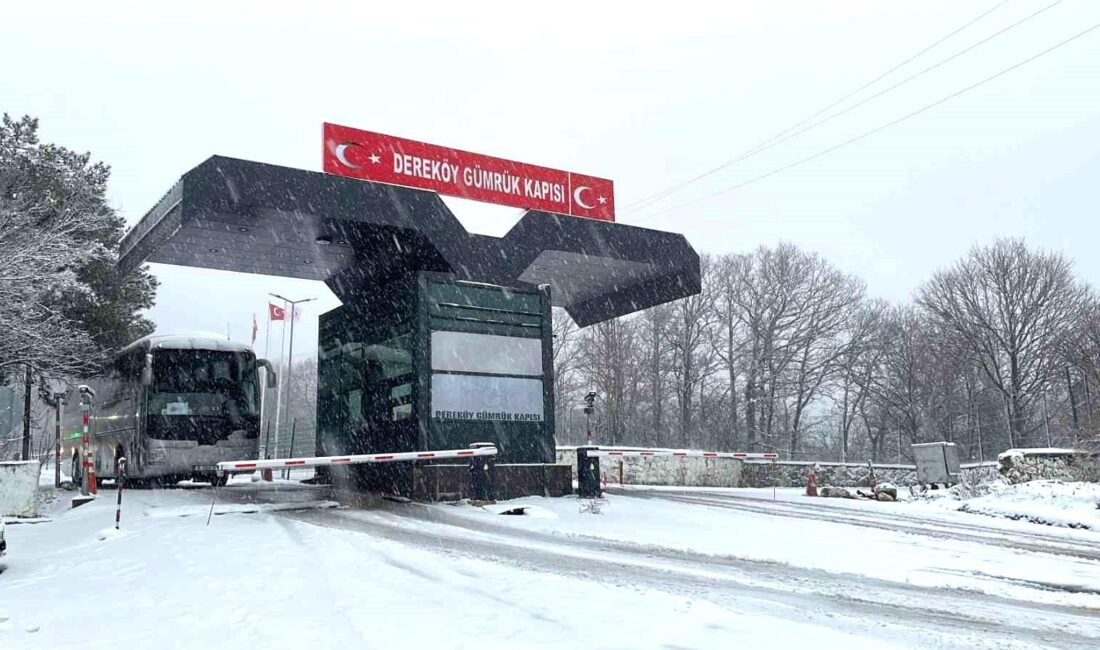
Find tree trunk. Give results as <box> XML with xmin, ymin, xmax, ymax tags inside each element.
<box><xmin>744</xmin><ymin>371</ymin><xmax>757</xmax><ymax>451</ymax></box>
<box><xmin>22</xmin><ymin>365</ymin><xmax>32</xmax><ymax>461</ymax></box>
<box><xmin>1066</xmin><ymin>366</ymin><xmax>1079</xmax><ymax>435</ymax></box>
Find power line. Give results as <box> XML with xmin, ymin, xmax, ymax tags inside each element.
<box><xmin>629</xmin><ymin>20</ymin><xmax>1100</xmax><ymax>225</ymax></box>
<box><xmin>712</xmin><ymin>0</ymin><xmax>1065</xmax><ymax>182</ymax></box>
<box><xmin>621</xmin><ymin>0</ymin><xmax>1013</xmax><ymax>214</ymax></box>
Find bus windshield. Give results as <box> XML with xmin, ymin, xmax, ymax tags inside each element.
<box><xmin>149</xmin><ymin>349</ymin><xmax>260</xmax><ymax>419</ymax></box>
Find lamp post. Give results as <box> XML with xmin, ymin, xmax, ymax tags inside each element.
<box><xmin>269</xmin><ymin>293</ymin><xmax>314</xmax><ymax>463</ymax></box>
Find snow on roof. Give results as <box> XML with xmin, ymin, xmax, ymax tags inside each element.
<box><xmin>121</xmin><ymin>333</ymin><xmax>254</xmax><ymax>354</ymax></box>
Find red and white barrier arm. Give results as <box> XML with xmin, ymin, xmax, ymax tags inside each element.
<box><xmin>216</xmin><ymin>446</ymin><xmax>499</xmax><ymax>473</ymax></box>
<box><xmin>587</xmin><ymin>447</ymin><xmax>779</xmax><ymax>460</ymax></box>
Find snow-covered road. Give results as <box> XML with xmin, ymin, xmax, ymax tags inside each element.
<box><xmin>2</xmin><ymin>483</ymin><xmax>1099</xmax><ymax>649</ymax></box>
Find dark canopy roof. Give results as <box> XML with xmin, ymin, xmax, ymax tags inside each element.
<box><xmin>119</xmin><ymin>156</ymin><xmax>699</xmax><ymax>326</ymax></box>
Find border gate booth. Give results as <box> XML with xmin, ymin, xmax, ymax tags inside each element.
<box><xmin>119</xmin><ymin>130</ymin><xmax>700</xmax><ymax>499</ymax></box>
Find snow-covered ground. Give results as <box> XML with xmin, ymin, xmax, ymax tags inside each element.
<box><xmin>913</xmin><ymin>480</ymin><xmax>1100</xmax><ymax>530</ymax></box>
<box><xmin>2</xmin><ymin>478</ymin><xmax>1099</xmax><ymax>649</ymax></box>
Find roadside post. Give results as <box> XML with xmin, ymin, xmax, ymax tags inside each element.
<box><xmin>55</xmin><ymin>395</ymin><xmax>62</xmax><ymax>488</ymax></box>
<box><xmin>78</xmin><ymin>385</ymin><xmax>97</xmax><ymax>496</ymax></box>
<box><xmin>469</xmin><ymin>442</ymin><xmax>495</xmax><ymax>501</ymax></box>
<box><xmin>283</xmin><ymin>419</ymin><xmax>297</xmax><ymax>480</ymax></box>
<box><xmin>115</xmin><ymin>457</ymin><xmax>126</xmax><ymax>530</ymax></box>
<box><xmin>577</xmin><ymin>446</ymin><xmax>601</xmax><ymax>498</ymax></box>
<box><xmin>39</xmin><ymin>381</ymin><xmax>66</xmax><ymax>488</ymax></box>
<box><xmin>583</xmin><ymin>392</ymin><xmax>596</xmax><ymax>443</ymax></box>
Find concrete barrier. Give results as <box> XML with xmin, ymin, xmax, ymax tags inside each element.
<box><xmin>1</xmin><ymin>460</ymin><xmax>40</xmax><ymax>518</ymax></box>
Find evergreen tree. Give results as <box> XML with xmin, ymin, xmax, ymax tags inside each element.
<box><xmin>0</xmin><ymin>114</ymin><xmax>157</xmax><ymax>383</ymax></box>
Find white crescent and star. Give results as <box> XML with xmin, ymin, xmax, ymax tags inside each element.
<box><xmin>574</xmin><ymin>185</ymin><xmax>595</xmax><ymax>210</ymax></box>
<box><xmin>334</xmin><ymin>141</ymin><xmax>382</xmax><ymax>168</ymax></box>
<box><xmin>334</xmin><ymin>142</ymin><xmax>360</xmax><ymax>169</ymax></box>
<box><xmin>573</xmin><ymin>186</ymin><xmax>609</xmax><ymax>211</ymax></box>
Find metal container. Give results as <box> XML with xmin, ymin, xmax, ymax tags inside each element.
<box><xmin>911</xmin><ymin>442</ymin><xmax>960</xmax><ymax>487</ymax></box>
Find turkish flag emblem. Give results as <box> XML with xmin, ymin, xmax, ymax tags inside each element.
<box><xmin>268</xmin><ymin>303</ymin><xmax>286</xmax><ymax>321</ymax></box>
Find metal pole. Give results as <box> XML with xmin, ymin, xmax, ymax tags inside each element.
<box><xmin>260</xmin><ymin>309</ymin><xmax>272</xmax><ymax>456</ymax></box>
<box><xmin>269</xmin><ymin>294</ymin><xmax>314</xmax><ymax>461</ymax></box>
<box><xmin>22</xmin><ymin>364</ymin><xmax>32</xmax><ymax>461</ymax></box>
<box><xmin>283</xmin><ymin>303</ymin><xmax>296</xmax><ymax>461</ymax></box>
<box><xmin>284</xmin><ymin>419</ymin><xmax>297</xmax><ymax>480</ymax></box>
<box><xmin>272</xmin><ymin>299</ymin><xmax>288</xmax><ymax>459</ymax></box>
<box><xmin>55</xmin><ymin>400</ymin><xmax>62</xmax><ymax>488</ymax></box>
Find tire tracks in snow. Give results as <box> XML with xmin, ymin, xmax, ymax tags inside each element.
<box><xmin>614</xmin><ymin>489</ymin><xmax>1100</xmax><ymax>562</ymax></box>
<box><xmin>281</xmin><ymin>503</ymin><xmax>1100</xmax><ymax>650</ymax></box>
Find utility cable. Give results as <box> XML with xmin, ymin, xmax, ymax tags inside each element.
<box><xmin>622</xmin><ymin>1</ymin><xmax>1016</xmax><ymax>214</ymax></box>
<box><xmin>629</xmin><ymin>20</ymin><xmax>1100</xmax><ymax>225</ymax></box>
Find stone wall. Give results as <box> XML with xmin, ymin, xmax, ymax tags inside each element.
<box><xmin>554</xmin><ymin>446</ymin><xmax>1097</xmax><ymax>490</ymax></box>
<box><xmin>958</xmin><ymin>462</ymin><xmax>1002</xmax><ymax>486</ymax></box>
<box><xmin>996</xmin><ymin>449</ymin><xmax>1100</xmax><ymax>484</ymax></box>
<box><xmin>739</xmin><ymin>461</ymin><xmax>917</xmax><ymax>488</ymax></box>
<box><xmin>555</xmin><ymin>448</ymin><xmax>741</xmax><ymax>488</ymax></box>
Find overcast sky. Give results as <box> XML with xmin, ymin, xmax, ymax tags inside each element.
<box><xmin>4</xmin><ymin>1</ymin><xmax>1099</xmax><ymax>362</ymax></box>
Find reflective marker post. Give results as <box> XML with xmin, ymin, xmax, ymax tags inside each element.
<box><xmin>115</xmin><ymin>457</ymin><xmax>126</xmax><ymax>530</ymax></box>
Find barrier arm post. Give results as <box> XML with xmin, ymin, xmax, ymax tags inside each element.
<box><xmin>469</xmin><ymin>442</ymin><xmax>496</xmax><ymax>502</ymax></box>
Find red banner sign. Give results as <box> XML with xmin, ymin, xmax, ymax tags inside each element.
<box><xmin>322</xmin><ymin>123</ymin><xmax>615</xmax><ymax>222</ymax></box>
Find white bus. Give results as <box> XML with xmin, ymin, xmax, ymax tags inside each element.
<box><xmin>63</xmin><ymin>334</ymin><xmax>276</xmax><ymax>487</ymax></box>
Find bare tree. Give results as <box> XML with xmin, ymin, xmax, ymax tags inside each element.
<box><xmin>781</xmin><ymin>254</ymin><xmax>865</xmax><ymax>456</ymax></box>
<box><xmin>918</xmin><ymin>239</ymin><xmax>1090</xmax><ymax>447</ymax></box>
<box><xmin>711</xmin><ymin>255</ymin><xmax>744</xmax><ymax>449</ymax></box>
<box><xmin>664</xmin><ymin>254</ymin><xmax>716</xmax><ymax>447</ymax></box>
<box><xmin>578</xmin><ymin>316</ymin><xmax>640</xmax><ymax>446</ymax></box>
<box><xmin>640</xmin><ymin>303</ymin><xmax>672</xmax><ymax>447</ymax></box>
<box><xmin>831</xmin><ymin>300</ymin><xmax>887</xmax><ymax>462</ymax></box>
<box><xmin>551</xmin><ymin>308</ymin><xmax>582</xmax><ymax>441</ymax></box>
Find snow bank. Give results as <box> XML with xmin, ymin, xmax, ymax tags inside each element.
<box><xmin>956</xmin><ymin>480</ymin><xmax>1100</xmax><ymax>529</ymax></box>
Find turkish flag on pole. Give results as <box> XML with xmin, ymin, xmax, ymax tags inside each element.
<box><xmin>269</xmin><ymin>303</ymin><xmax>286</xmax><ymax>321</ymax></box>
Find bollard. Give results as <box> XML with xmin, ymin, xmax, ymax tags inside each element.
<box><xmin>81</xmin><ymin>406</ymin><xmax>98</xmax><ymax>496</ymax></box>
<box><xmin>468</xmin><ymin>442</ymin><xmax>495</xmax><ymax>502</ymax></box>
<box><xmin>115</xmin><ymin>457</ymin><xmax>127</xmax><ymax>530</ymax></box>
<box><xmin>577</xmin><ymin>447</ymin><xmax>601</xmax><ymax>498</ymax></box>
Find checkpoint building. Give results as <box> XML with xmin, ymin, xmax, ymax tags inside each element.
<box><xmin>119</xmin><ymin>127</ymin><xmax>700</xmax><ymax>495</ymax></box>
